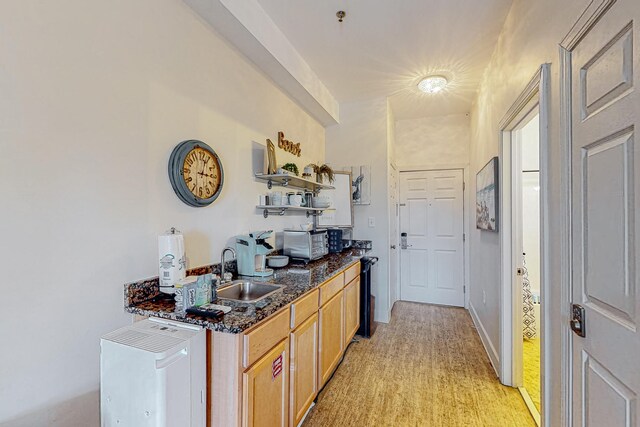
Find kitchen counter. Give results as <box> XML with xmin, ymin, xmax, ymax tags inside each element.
<box><xmin>124</xmin><ymin>248</ymin><xmax>369</xmax><ymax>334</ymax></box>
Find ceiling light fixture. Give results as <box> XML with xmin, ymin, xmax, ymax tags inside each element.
<box><xmin>336</xmin><ymin>11</ymin><xmax>346</xmax><ymax>23</ymax></box>
<box><xmin>418</xmin><ymin>75</ymin><xmax>448</xmax><ymax>94</ymax></box>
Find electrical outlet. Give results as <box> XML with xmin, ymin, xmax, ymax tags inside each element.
<box><xmin>368</xmin><ymin>217</ymin><xmax>375</xmax><ymax>227</ymax></box>
<box><xmin>483</xmin><ymin>290</ymin><xmax>486</xmax><ymax>305</ymax></box>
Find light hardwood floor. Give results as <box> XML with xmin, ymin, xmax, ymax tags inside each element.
<box><xmin>303</xmin><ymin>301</ymin><xmax>535</xmax><ymax>427</ymax></box>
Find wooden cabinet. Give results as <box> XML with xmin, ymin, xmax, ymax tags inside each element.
<box><xmin>290</xmin><ymin>289</ymin><xmax>319</xmax><ymax>330</ymax></box>
<box><xmin>318</xmin><ymin>290</ymin><xmax>344</xmax><ymax>388</ymax></box>
<box><xmin>319</xmin><ymin>273</ymin><xmax>344</xmax><ymax>306</ymax></box>
<box><xmin>343</xmin><ymin>262</ymin><xmax>360</xmax><ymax>285</ymax></box>
<box><xmin>289</xmin><ymin>313</ymin><xmax>318</xmax><ymax>426</ymax></box>
<box><xmin>243</xmin><ymin>308</ymin><xmax>290</xmax><ymax>368</ymax></box>
<box><xmin>242</xmin><ymin>338</ymin><xmax>289</xmax><ymax>427</ymax></box>
<box><xmin>344</xmin><ymin>277</ymin><xmax>360</xmax><ymax>348</ymax></box>
<box><xmin>210</xmin><ymin>261</ymin><xmax>362</xmax><ymax>427</ymax></box>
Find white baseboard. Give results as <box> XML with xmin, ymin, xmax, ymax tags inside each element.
<box><xmin>519</xmin><ymin>387</ymin><xmax>541</xmax><ymax>426</ymax></box>
<box><xmin>469</xmin><ymin>302</ymin><xmax>500</xmax><ymax>376</ymax></box>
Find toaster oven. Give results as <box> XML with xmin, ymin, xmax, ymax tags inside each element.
<box><xmin>283</xmin><ymin>229</ymin><xmax>328</xmax><ymax>261</ymax></box>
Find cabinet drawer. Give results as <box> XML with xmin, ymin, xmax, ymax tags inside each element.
<box><xmin>243</xmin><ymin>308</ymin><xmax>290</xmax><ymax>368</ymax></box>
<box><xmin>343</xmin><ymin>262</ymin><xmax>361</xmax><ymax>285</ymax></box>
<box><xmin>319</xmin><ymin>274</ymin><xmax>344</xmax><ymax>306</ymax></box>
<box><xmin>290</xmin><ymin>289</ymin><xmax>319</xmax><ymax>329</ymax></box>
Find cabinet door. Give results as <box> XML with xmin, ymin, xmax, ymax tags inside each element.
<box><xmin>318</xmin><ymin>291</ymin><xmax>344</xmax><ymax>388</ymax></box>
<box><xmin>344</xmin><ymin>277</ymin><xmax>360</xmax><ymax>348</ymax></box>
<box><xmin>290</xmin><ymin>313</ymin><xmax>318</xmax><ymax>426</ymax></box>
<box><xmin>242</xmin><ymin>338</ymin><xmax>289</xmax><ymax>427</ymax></box>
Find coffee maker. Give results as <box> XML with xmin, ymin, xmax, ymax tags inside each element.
<box><xmin>235</xmin><ymin>230</ymin><xmax>274</xmax><ymax>277</ymax></box>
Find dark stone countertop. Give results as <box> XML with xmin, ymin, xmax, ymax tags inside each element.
<box><xmin>124</xmin><ymin>249</ymin><xmax>368</xmax><ymax>334</ymax></box>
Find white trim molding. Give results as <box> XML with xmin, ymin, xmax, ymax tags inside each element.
<box><xmin>558</xmin><ymin>2</ymin><xmax>618</xmax><ymax>425</ymax></box>
<box><xmin>498</xmin><ymin>64</ymin><xmax>551</xmax><ymax>402</ymax></box>
<box><xmin>560</xmin><ymin>0</ymin><xmax>617</xmax><ymax>50</ymax></box>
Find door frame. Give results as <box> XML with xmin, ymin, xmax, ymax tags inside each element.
<box><xmin>397</xmin><ymin>164</ymin><xmax>470</xmax><ymax>308</ymax></box>
<box><xmin>498</xmin><ymin>65</ymin><xmax>550</xmax><ymax>422</ymax></box>
<box><xmin>559</xmin><ymin>1</ymin><xmax>617</xmax><ymax>425</ymax></box>
<box><xmin>388</xmin><ymin>162</ymin><xmax>400</xmax><ymax>318</ymax></box>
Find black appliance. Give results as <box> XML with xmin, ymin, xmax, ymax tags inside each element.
<box><xmin>327</xmin><ymin>229</ymin><xmax>344</xmax><ymax>253</ymax></box>
<box><xmin>357</xmin><ymin>256</ymin><xmax>378</xmax><ymax>338</ymax></box>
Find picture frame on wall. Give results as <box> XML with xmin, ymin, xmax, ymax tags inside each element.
<box><xmin>343</xmin><ymin>165</ymin><xmax>371</xmax><ymax>205</ymax></box>
<box><xmin>476</xmin><ymin>156</ymin><xmax>499</xmax><ymax>232</ymax></box>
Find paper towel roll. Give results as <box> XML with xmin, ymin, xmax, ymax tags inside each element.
<box><xmin>158</xmin><ymin>228</ymin><xmax>186</xmax><ymax>294</ymax></box>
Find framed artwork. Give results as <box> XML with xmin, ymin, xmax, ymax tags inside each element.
<box><xmin>342</xmin><ymin>165</ymin><xmax>371</xmax><ymax>205</ymax></box>
<box><xmin>476</xmin><ymin>157</ymin><xmax>498</xmax><ymax>232</ymax></box>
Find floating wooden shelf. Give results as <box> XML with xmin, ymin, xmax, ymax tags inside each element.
<box><xmin>256</xmin><ymin>205</ymin><xmax>333</xmax><ymax>218</ymax></box>
<box><xmin>255</xmin><ymin>173</ymin><xmax>335</xmax><ymax>192</ymax></box>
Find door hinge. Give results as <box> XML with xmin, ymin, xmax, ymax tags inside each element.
<box><xmin>463</xmin><ymin>233</ymin><xmax>466</xmax><ymax>242</ymax></box>
<box><xmin>463</xmin><ymin>182</ymin><xmax>465</xmax><ymax>191</ymax></box>
<box><xmin>463</xmin><ymin>285</ymin><xmax>466</xmax><ymax>294</ymax></box>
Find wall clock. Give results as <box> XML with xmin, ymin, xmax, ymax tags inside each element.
<box><xmin>168</xmin><ymin>140</ymin><xmax>224</xmax><ymax>207</ymax></box>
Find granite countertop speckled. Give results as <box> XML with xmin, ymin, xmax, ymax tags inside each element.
<box><xmin>125</xmin><ymin>249</ymin><xmax>368</xmax><ymax>334</ymax></box>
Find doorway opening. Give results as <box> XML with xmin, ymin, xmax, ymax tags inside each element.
<box><xmin>498</xmin><ymin>64</ymin><xmax>550</xmax><ymax>427</ymax></box>
<box><xmin>513</xmin><ymin>111</ymin><xmax>541</xmax><ymax>423</ymax></box>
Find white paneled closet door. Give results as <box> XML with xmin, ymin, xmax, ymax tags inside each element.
<box><xmin>399</xmin><ymin>170</ymin><xmax>464</xmax><ymax>307</ymax></box>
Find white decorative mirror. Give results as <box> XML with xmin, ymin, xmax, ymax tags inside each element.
<box><xmin>318</xmin><ymin>171</ymin><xmax>354</xmax><ymax>228</ymax></box>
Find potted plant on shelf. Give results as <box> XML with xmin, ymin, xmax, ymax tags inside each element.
<box><xmin>307</xmin><ymin>163</ymin><xmax>335</xmax><ymax>184</ymax></box>
<box><xmin>281</xmin><ymin>163</ymin><xmax>299</xmax><ymax>176</ymax></box>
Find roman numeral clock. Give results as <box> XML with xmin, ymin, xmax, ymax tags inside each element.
<box><xmin>168</xmin><ymin>140</ymin><xmax>224</xmax><ymax>207</ymax></box>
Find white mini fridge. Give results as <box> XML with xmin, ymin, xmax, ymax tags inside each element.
<box><xmin>100</xmin><ymin>317</ymin><xmax>206</xmax><ymax>427</ymax></box>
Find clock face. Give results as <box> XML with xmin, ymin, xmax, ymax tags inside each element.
<box><xmin>182</xmin><ymin>147</ymin><xmax>221</xmax><ymax>199</ymax></box>
<box><xmin>168</xmin><ymin>140</ymin><xmax>224</xmax><ymax>207</ymax></box>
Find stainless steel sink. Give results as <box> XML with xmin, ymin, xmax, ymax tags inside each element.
<box><xmin>217</xmin><ymin>280</ymin><xmax>284</xmax><ymax>303</ymax></box>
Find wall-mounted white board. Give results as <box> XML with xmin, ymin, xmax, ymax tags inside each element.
<box><xmin>318</xmin><ymin>171</ymin><xmax>354</xmax><ymax>227</ymax></box>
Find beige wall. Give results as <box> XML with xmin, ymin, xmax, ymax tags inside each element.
<box><xmin>468</xmin><ymin>0</ymin><xmax>588</xmax><ymax>424</ymax></box>
<box><xmin>395</xmin><ymin>113</ymin><xmax>470</xmax><ymax>168</ymax></box>
<box><xmin>325</xmin><ymin>98</ymin><xmax>392</xmax><ymax>323</ymax></box>
<box><xmin>0</xmin><ymin>1</ymin><xmax>324</xmax><ymax>425</ymax></box>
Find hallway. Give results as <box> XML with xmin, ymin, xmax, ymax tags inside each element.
<box><xmin>304</xmin><ymin>302</ymin><xmax>535</xmax><ymax>427</ymax></box>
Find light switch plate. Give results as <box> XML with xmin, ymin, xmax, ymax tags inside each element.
<box><xmin>368</xmin><ymin>217</ymin><xmax>375</xmax><ymax>227</ymax></box>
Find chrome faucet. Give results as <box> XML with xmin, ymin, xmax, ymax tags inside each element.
<box><xmin>221</xmin><ymin>247</ymin><xmax>236</xmax><ymax>283</ymax></box>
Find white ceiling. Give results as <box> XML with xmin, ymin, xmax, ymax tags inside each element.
<box><xmin>256</xmin><ymin>0</ymin><xmax>513</xmax><ymax>120</ymax></box>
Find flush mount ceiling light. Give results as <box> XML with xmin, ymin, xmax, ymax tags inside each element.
<box><xmin>418</xmin><ymin>75</ymin><xmax>448</xmax><ymax>94</ymax></box>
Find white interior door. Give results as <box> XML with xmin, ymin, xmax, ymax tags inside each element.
<box><xmin>568</xmin><ymin>0</ymin><xmax>640</xmax><ymax>424</ymax></box>
<box><xmin>400</xmin><ymin>170</ymin><xmax>464</xmax><ymax>307</ymax></box>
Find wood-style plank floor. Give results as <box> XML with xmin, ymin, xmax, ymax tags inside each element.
<box><xmin>303</xmin><ymin>302</ymin><xmax>535</xmax><ymax>427</ymax></box>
